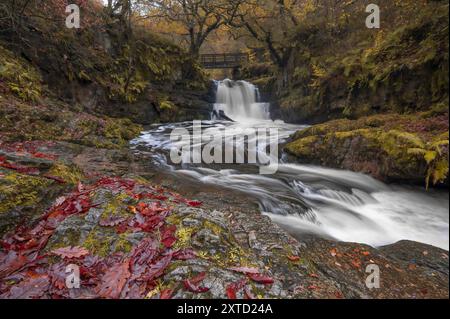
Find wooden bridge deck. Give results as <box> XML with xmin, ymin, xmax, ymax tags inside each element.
<box><xmin>200</xmin><ymin>53</ymin><xmax>248</xmax><ymax>69</ymax></box>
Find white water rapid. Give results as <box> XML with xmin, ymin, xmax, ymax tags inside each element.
<box><xmin>131</xmin><ymin>80</ymin><xmax>449</xmax><ymax>250</ymax></box>
<box><xmin>213</xmin><ymin>79</ymin><xmax>270</xmax><ymax>121</ymax></box>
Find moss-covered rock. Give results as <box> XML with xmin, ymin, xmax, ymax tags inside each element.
<box><xmin>285</xmin><ymin>110</ymin><xmax>449</xmax><ymax>187</ymax></box>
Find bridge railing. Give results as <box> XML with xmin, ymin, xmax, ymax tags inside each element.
<box><xmin>200</xmin><ymin>53</ymin><xmax>249</xmax><ymax>69</ymax></box>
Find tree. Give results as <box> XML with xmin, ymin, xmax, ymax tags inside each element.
<box><xmin>229</xmin><ymin>0</ymin><xmax>306</xmax><ymax>69</ymax></box>
<box><xmin>138</xmin><ymin>0</ymin><xmax>246</xmax><ymax>56</ymax></box>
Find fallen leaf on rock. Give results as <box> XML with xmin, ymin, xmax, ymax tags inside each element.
<box><xmin>351</xmin><ymin>259</ymin><xmax>361</xmax><ymax>269</ymax></box>
<box><xmin>287</xmin><ymin>255</ymin><xmax>300</xmax><ymax>262</ymax></box>
<box><xmin>96</xmin><ymin>260</ymin><xmax>131</xmax><ymax>299</ymax></box>
<box><xmin>160</xmin><ymin>289</ymin><xmax>173</xmax><ymax>299</ymax></box>
<box><xmin>226</xmin><ymin>279</ymin><xmax>247</xmax><ymax>299</ymax></box>
<box><xmin>186</xmin><ymin>200</ymin><xmax>202</xmax><ymax>207</ymax></box>
<box><xmin>0</xmin><ymin>251</ymin><xmax>33</xmax><ymax>279</ymax></box>
<box><xmin>51</xmin><ymin>246</ymin><xmax>89</xmax><ymax>259</ymax></box>
<box><xmin>142</xmin><ymin>254</ymin><xmax>172</xmax><ymax>282</ymax></box>
<box><xmin>161</xmin><ymin>224</ymin><xmax>177</xmax><ymax>248</ymax></box>
<box><xmin>247</xmin><ymin>274</ymin><xmax>274</xmax><ymax>285</ymax></box>
<box><xmin>1</xmin><ymin>274</ymin><xmax>50</xmax><ymax>299</ymax></box>
<box><xmin>184</xmin><ymin>272</ymin><xmax>209</xmax><ymax>293</ymax></box>
<box><xmin>130</xmin><ymin>238</ymin><xmax>159</xmax><ymax>267</ymax></box>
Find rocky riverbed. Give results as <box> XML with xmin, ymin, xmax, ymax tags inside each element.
<box><xmin>0</xmin><ymin>136</ymin><xmax>448</xmax><ymax>299</ymax></box>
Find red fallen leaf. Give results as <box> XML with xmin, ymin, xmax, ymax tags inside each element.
<box><xmin>136</xmin><ymin>202</ymin><xmax>148</xmax><ymax>212</ymax></box>
<box><xmin>0</xmin><ymin>251</ymin><xmax>32</xmax><ymax>279</ymax></box>
<box><xmin>0</xmin><ymin>161</ymin><xmax>39</xmax><ymax>175</ymax></box>
<box><xmin>186</xmin><ymin>200</ymin><xmax>202</xmax><ymax>207</ymax></box>
<box><xmin>361</xmin><ymin>251</ymin><xmax>371</xmax><ymax>256</ymax></box>
<box><xmin>226</xmin><ymin>279</ymin><xmax>247</xmax><ymax>299</ymax></box>
<box><xmin>162</xmin><ymin>236</ymin><xmax>176</xmax><ymax>248</ymax></box>
<box><xmin>141</xmin><ymin>202</ymin><xmax>168</xmax><ymax>216</ymax></box>
<box><xmin>51</xmin><ymin>246</ymin><xmax>90</xmax><ymax>259</ymax></box>
<box><xmin>49</xmin><ymin>262</ymin><xmax>69</xmax><ymax>290</ymax></box>
<box><xmin>161</xmin><ymin>224</ymin><xmax>177</xmax><ymax>248</ymax></box>
<box><xmin>1</xmin><ymin>274</ymin><xmax>50</xmax><ymax>299</ymax></box>
<box><xmin>308</xmin><ymin>285</ymin><xmax>319</xmax><ymax>290</ymax></box>
<box><xmin>183</xmin><ymin>279</ymin><xmax>209</xmax><ymax>293</ymax></box>
<box><xmin>189</xmin><ymin>272</ymin><xmax>206</xmax><ymax>285</ymax></box>
<box><xmin>116</xmin><ymin>223</ymin><xmax>129</xmax><ymax>234</ymax></box>
<box><xmin>142</xmin><ymin>254</ymin><xmax>173</xmax><ymax>282</ymax></box>
<box><xmin>130</xmin><ymin>238</ymin><xmax>159</xmax><ymax>267</ymax></box>
<box><xmin>183</xmin><ymin>273</ymin><xmax>209</xmax><ymax>294</ymax></box>
<box><xmin>226</xmin><ymin>285</ymin><xmax>237</xmax><ymax>299</ymax></box>
<box><xmin>309</xmin><ymin>273</ymin><xmax>319</xmax><ymax>278</ymax></box>
<box><xmin>229</xmin><ymin>266</ymin><xmax>260</xmax><ymax>274</ymax></box>
<box><xmin>173</xmin><ymin>249</ymin><xmax>197</xmax><ymax>260</ymax></box>
<box><xmin>160</xmin><ymin>289</ymin><xmax>173</xmax><ymax>299</ymax></box>
<box><xmin>96</xmin><ymin>260</ymin><xmax>131</xmax><ymax>299</ymax></box>
<box><xmin>32</xmin><ymin>152</ymin><xmax>57</xmax><ymax>160</ymax></box>
<box><xmin>138</xmin><ymin>192</ymin><xmax>168</xmax><ymax>201</ymax></box>
<box><xmin>138</xmin><ymin>211</ymin><xmax>169</xmax><ymax>232</ymax></box>
<box><xmin>351</xmin><ymin>259</ymin><xmax>361</xmax><ymax>269</ymax></box>
<box><xmin>247</xmin><ymin>273</ymin><xmax>274</xmax><ymax>285</ymax></box>
<box><xmin>287</xmin><ymin>255</ymin><xmax>300</xmax><ymax>262</ymax></box>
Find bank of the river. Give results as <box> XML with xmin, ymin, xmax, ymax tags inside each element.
<box><xmin>0</xmin><ymin>55</ymin><xmax>448</xmax><ymax>298</ymax></box>
<box><xmin>1</xmin><ymin>132</ymin><xmax>448</xmax><ymax>298</ymax></box>
<box><xmin>283</xmin><ymin>108</ymin><xmax>449</xmax><ymax>187</ymax></box>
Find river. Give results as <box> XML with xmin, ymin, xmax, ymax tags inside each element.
<box><xmin>131</xmin><ymin>79</ymin><xmax>449</xmax><ymax>250</ymax></box>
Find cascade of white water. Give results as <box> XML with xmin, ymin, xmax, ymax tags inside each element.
<box><xmin>213</xmin><ymin>79</ymin><xmax>270</xmax><ymax>121</ymax></box>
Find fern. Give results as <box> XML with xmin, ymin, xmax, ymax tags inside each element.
<box><xmin>408</xmin><ymin>138</ymin><xmax>449</xmax><ymax>189</ymax></box>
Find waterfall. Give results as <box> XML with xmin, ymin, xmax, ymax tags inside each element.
<box><xmin>213</xmin><ymin>79</ymin><xmax>270</xmax><ymax>121</ymax></box>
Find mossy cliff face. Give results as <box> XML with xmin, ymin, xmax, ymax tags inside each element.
<box><xmin>242</xmin><ymin>1</ymin><xmax>449</xmax><ymax>124</ymax></box>
<box><xmin>284</xmin><ymin>109</ymin><xmax>449</xmax><ymax>187</ymax></box>
<box><xmin>0</xmin><ymin>2</ymin><xmax>211</xmax><ymax>125</ymax></box>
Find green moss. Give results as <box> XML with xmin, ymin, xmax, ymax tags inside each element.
<box><xmin>285</xmin><ymin>111</ymin><xmax>449</xmax><ymax>186</ymax></box>
<box><xmin>82</xmin><ymin>227</ymin><xmax>115</xmax><ymax>257</ymax></box>
<box><xmin>0</xmin><ymin>170</ymin><xmax>52</xmax><ymax>213</ymax></box>
<box><xmin>285</xmin><ymin>136</ymin><xmax>319</xmax><ymax>157</ymax></box>
<box><xmin>47</xmin><ymin>162</ymin><xmax>84</xmax><ymax>184</ymax></box>
<box><xmin>0</xmin><ymin>45</ymin><xmax>42</xmax><ymax>102</ymax></box>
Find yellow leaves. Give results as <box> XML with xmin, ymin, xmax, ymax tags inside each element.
<box><xmin>424</xmin><ymin>151</ymin><xmax>437</xmax><ymax>164</ymax></box>
<box><xmin>174</xmin><ymin>227</ymin><xmax>195</xmax><ymax>249</ymax></box>
<box><xmin>311</xmin><ymin>64</ymin><xmax>327</xmax><ymax>78</ymax></box>
<box><xmin>407</xmin><ymin>136</ymin><xmax>449</xmax><ymax>189</ymax></box>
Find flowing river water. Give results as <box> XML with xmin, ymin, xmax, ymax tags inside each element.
<box><xmin>132</xmin><ymin>79</ymin><xmax>449</xmax><ymax>250</ymax></box>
